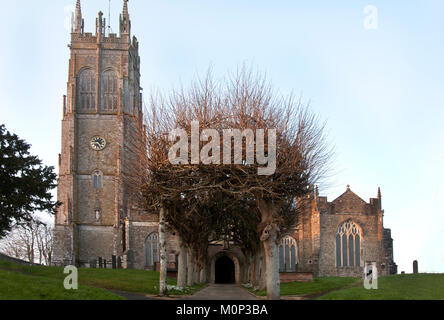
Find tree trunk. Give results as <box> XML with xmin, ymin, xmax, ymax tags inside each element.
<box><xmin>187</xmin><ymin>248</ymin><xmax>194</xmax><ymax>287</ymax></box>
<box><xmin>194</xmin><ymin>261</ymin><xmax>201</xmax><ymax>285</ymax></box>
<box><xmin>251</xmin><ymin>253</ymin><xmax>261</xmax><ymax>288</ymax></box>
<box><xmin>158</xmin><ymin>206</ymin><xmax>168</xmax><ymax>296</ymax></box>
<box><xmin>246</xmin><ymin>254</ymin><xmax>253</xmax><ymax>284</ymax></box>
<box><xmin>200</xmin><ymin>263</ymin><xmax>207</xmax><ymax>284</ymax></box>
<box><xmin>175</xmin><ymin>234</ymin><xmax>187</xmax><ymax>290</ymax></box>
<box><xmin>261</xmin><ymin>224</ymin><xmax>280</xmax><ymax>300</ymax></box>
<box><xmin>257</xmin><ymin>198</ymin><xmax>281</xmax><ymax>300</ymax></box>
<box><xmin>259</xmin><ymin>250</ymin><xmax>266</xmax><ymax>291</ymax></box>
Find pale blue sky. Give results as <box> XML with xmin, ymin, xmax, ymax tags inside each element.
<box><xmin>0</xmin><ymin>0</ymin><xmax>443</xmax><ymax>273</ymax></box>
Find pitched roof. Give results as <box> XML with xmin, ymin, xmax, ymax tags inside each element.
<box><xmin>332</xmin><ymin>186</ymin><xmax>367</xmax><ymax>206</ymax></box>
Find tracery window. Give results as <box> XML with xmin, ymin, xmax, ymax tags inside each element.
<box><xmin>336</xmin><ymin>221</ymin><xmax>361</xmax><ymax>268</ymax></box>
<box><xmin>77</xmin><ymin>69</ymin><xmax>96</xmax><ymax>111</ymax></box>
<box><xmin>92</xmin><ymin>171</ymin><xmax>103</xmax><ymax>189</ymax></box>
<box><xmin>145</xmin><ymin>232</ymin><xmax>159</xmax><ymax>267</ymax></box>
<box><xmin>279</xmin><ymin>236</ymin><xmax>298</xmax><ymax>272</ymax></box>
<box><xmin>101</xmin><ymin>70</ymin><xmax>119</xmax><ymax>112</ymax></box>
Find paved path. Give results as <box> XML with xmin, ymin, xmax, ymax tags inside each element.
<box><xmin>185</xmin><ymin>284</ymin><xmax>260</xmax><ymax>300</ymax></box>
<box><xmin>109</xmin><ymin>285</ymin><xmax>261</xmax><ymax>301</ymax></box>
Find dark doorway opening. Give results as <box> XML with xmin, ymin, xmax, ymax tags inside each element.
<box><xmin>215</xmin><ymin>256</ymin><xmax>236</xmax><ymax>284</ymax></box>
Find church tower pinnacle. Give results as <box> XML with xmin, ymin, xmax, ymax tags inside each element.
<box><xmin>120</xmin><ymin>0</ymin><xmax>131</xmax><ymax>38</ymax></box>
<box><xmin>72</xmin><ymin>0</ymin><xmax>84</xmax><ymax>34</ymax></box>
<box><xmin>377</xmin><ymin>187</ymin><xmax>382</xmax><ymax>210</ymax></box>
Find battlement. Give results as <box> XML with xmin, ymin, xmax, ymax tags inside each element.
<box><xmin>70</xmin><ymin>0</ymin><xmax>133</xmax><ymax>46</ymax></box>
<box><xmin>71</xmin><ymin>32</ymin><xmax>138</xmax><ymax>46</ymax></box>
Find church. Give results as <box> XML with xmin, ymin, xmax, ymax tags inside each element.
<box><xmin>53</xmin><ymin>1</ymin><xmax>397</xmax><ymax>282</ymax></box>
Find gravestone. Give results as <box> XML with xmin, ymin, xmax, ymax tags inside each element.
<box><xmin>112</xmin><ymin>255</ymin><xmax>117</xmax><ymax>269</ymax></box>
<box><xmin>413</xmin><ymin>260</ymin><xmax>418</xmax><ymax>274</ymax></box>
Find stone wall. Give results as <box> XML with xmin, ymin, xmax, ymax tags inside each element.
<box><xmin>78</xmin><ymin>225</ymin><xmax>116</xmax><ymax>263</ymax></box>
<box><xmin>316</xmin><ymin>188</ymin><xmax>387</xmax><ymax>277</ymax></box>
<box><xmin>128</xmin><ymin>222</ymin><xmax>178</xmax><ymax>270</ymax></box>
<box><xmin>280</xmin><ymin>272</ymin><xmax>313</xmax><ymax>283</ymax></box>
<box><xmin>52</xmin><ymin>225</ymin><xmax>73</xmax><ymax>265</ymax></box>
<box><xmin>383</xmin><ymin>228</ymin><xmax>398</xmax><ymax>274</ymax></box>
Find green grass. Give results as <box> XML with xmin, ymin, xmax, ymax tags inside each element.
<box><xmin>248</xmin><ymin>277</ymin><xmax>361</xmax><ymax>297</ymax></box>
<box><xmin>318</xmin><ymin>274</ymin><xmax>444</xmax><ymax>300</ymax></box>
<box><xmin>0</xmin><ymin>260</ymin><xmax>206</xmax><ymax>299</ymax></box>
<box><xmin>0</xmin><ymin>269</ymin><xmax>123</xmax><ymax>300</ymax></box>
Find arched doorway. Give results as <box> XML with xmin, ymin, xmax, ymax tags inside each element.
<box><xmin>215</xmin><ymin>256</ymin><xmax>235</xmax><ymax>284</ymax></box>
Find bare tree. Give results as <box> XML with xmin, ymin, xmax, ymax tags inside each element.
<box><xmin>0</xmin><ymin>218</ymin><xmax>53</xmax><ymax>265</ymax></box>
<box><xmin>132</xmin><ymin>67</ymin><xmax>332</xmax><ymax>299</ymax></box>
<box><xmin>0</xmin><ymin>227</ymin><xmax>25</xmax><ymax>260</ymax></box>
<box><xmin>36</xmin><ymin>222</ymin><xmax>53</xmax><ymax>266</ymax></box>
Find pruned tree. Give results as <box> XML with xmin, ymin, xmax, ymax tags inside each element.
<box><xmin>132</xmin><ymin>67</ymin><xmax>332</xmax><ymax>299</ymax></box>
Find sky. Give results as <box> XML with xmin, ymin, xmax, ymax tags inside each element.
<box><xmin>0</xmin><ymin>0</ymin><xmax>443</xmax><ymax>273</ymax></box>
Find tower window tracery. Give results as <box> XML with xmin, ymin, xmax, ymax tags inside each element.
<box><xmin>77</xmin><ymin>69</ymin><xmax>96</xmax><ymax>111</ymax></box>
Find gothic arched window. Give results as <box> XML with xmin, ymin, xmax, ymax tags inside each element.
<box><xmin>92</xmin><ymin>171</ymin><xmax>103</xmax><ymax>189</ymax></box>
<box><xmin>279</xmin><ymin>236</ymin><xmax>298</xmax><ymax>272</ymax></box>
<box><xmin>101</xmin><ymin>70</ymin><xmax>119</xmax><ymax>112</ymax></box>
<box><xmin>145</xmin><ymin>232</ymin><xmax>159</xmax><ymax>267</ymax></box>
<box><xmin>77</xmin><ymin>69</ymin><xmax>96</xmax><ymax>111</ymax></box>
<box><xmin>336</xmin><ymin>221</ymin><xmax>362</xmax><ymax>268</ymax></box>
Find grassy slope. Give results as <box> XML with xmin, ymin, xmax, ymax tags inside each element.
<box><xmin>318</xmin><ymin>274</ymin><xmax>444</xmax><ymax>300</ymax></box>
<box><xmin>249</xmin><ymin>277</ymin><xmax>361</xmax><ymax>297</ymax></box>
<box><xmin>0</xmin><ymin>269</ymin><xmax>123</xmax><ymax>300</ymax></box>
<box><xmin>0</xmin><ymin>260</ymin><xmax>205</xmax><ymax>299</ymax></box>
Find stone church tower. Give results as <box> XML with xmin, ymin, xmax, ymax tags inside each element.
<box><xmin>53</xmin><ymin>1</ymin><xmax>396</xmax><ymax>280</ymax></box>
<box><xmin>53</xmin><ymin>0</ymin><xmax>143</xmax><ymax>266</ymax></box>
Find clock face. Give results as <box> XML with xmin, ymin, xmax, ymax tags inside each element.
<box><xmin>90</xmin><ymin>136</ymin><xmax>107</xmax><ymax>151</ymax></box>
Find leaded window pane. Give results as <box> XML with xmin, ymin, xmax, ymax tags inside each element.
<box><xmin>342</xmin><ymin>234</ymin><xmax>348</xmax><ymax>267</ymax></box>
<box><xmin>285</xmin><ymin>245</ymin><xmax>290</xmax><ymax>272</ymax></box>
<box><xmin>356</xmin><ymin>235</ymin><xmax>361</xmax><ymax>267</ymax></box>
<box><xmin>145</xmin><ymin>233</ymin><xmax>159</xmax><ymax>267</ymax></box>
<box><xmin>291</xmin><ymin>246</ymin><xmax>296</xmax><ymax>272</ymax></box>
<box><xmin>349</xmin><ymin>234</ymin><xmax>354</xmax><ymax>267</ymax></box>
<box><xmin>153</xmin><ymin>242</ymin><xmax>158</xmax><ymax>263</ymax></box>
<box><xmin>279</xmin><ymin>246</ymin><xmax>284</xmax><ymax>272</ymax></box>
<box><xmin>336</xmin><ymin>234</ymin><xmax>341</xmax><ymax>267</ymax></box>
<box><xmin>146</xmin><ymin>241</ymin><xmax>152</xmax><ymax>266</ymax></box>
